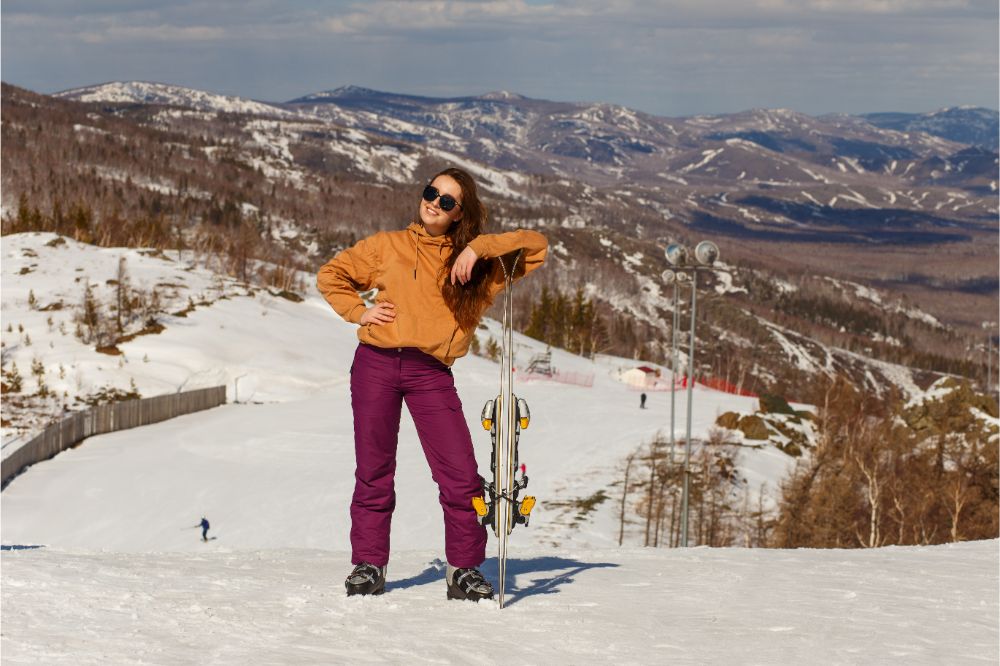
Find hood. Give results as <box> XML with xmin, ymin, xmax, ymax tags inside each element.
<box><xmin>406</xmin><ymin>222</ymin><xmax>453</xmax><ymax>279</ymax></box>
<box><xmin>406</xmin><ymin>222</ymin><xmax>454</xmax><ymax>248</ymax></box>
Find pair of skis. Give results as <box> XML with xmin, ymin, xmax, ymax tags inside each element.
<box><xmin>472</xmin><ymin>251</ymin><xmax>535</xmax><ymax>609</ymax></box>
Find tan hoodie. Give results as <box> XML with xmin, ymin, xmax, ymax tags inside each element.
<box><xmin>317</xmin><ymin>222</ymin><xmax>548</xmax><ymax>366</ymax></box>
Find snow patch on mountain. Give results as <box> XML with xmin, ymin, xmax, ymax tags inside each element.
<box><xmin>55</xmin><ymin>81</ymin><xmax>301</xmax><ymax>120</ymax></box>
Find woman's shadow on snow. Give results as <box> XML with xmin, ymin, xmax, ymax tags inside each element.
<box><xmin>388</xmin><ymin>556</ymin><xmax>618</xmax><ymax>607</ymax></box>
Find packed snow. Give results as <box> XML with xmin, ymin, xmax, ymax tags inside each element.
<box><xmin>3</xmin><ymin>543</ymin><xmax>995</xmax><ymax>665</ymax></box>
<box><xmin>2</xmin><ymin>232</ymin><xmax>997</xmax><ymax>664</ymax></box>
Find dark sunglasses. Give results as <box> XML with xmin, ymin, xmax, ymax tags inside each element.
<box><xmin>422</xmin><ymin>184</ymin><xmax>463</xmax><ymax>212</ymax></box>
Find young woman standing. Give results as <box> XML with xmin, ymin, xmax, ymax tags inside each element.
<box><xmin>317</xmin><ymin>167</ymin><xmax>547</xmax><ymax>601</ymax></box>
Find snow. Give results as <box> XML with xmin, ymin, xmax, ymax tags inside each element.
<box><xmin>763</xmin><ymin>320</ymin><xmax>822</xmax><ymax>373</ymax></box>
<box><xmin>72</xmin><ymin>124</ymin><xmax>110</xmax><ymax>136</ymax></box>
<box><xmin>0</xmin><ymin>543</ymin><xmax>995</xmax><ymax>665</ymax></box>
<box><xmin>89</xmin><ymin>165</ymin><xmax>180</xmax><ymax>197</ymax></box>
<box><xmin>679</xmin><ymin>148</ymin><xmax>724</xmax><ymax>174</ymax></box>
<box><xmin>713</xmin><ymin>268</ymin><xmax>747</xmax><ymax>295</ymax></box>
<box><xmin>801</xmin><ymin>190</ymin><xmax>824</xmax><ymax>207</ymax></box>
<box><xmin>622</xmin><ymin>251</ymin><xmax>644</xmax><ymax>268</ymax></box>
<box><xmin>244</xmin><ymin>155</ymin><xmax>310</xmax><ymax>189</ymax></box>
<box><xmin>2</xmin><ymin>232</ymin><xmax>998</xmax><ymax>663</ymax></box>
<box><xmin>55</xmin><ymin>82</ymin><xmax>300</xmax><ymax>120</ymax></box>
<box><xmin>828</xmin><ymin>276</ymin><xmax>884</xmax><ymax>305</ymax></box>
<box><xmin>826</xmin><ymin>276</ymin><xmax>943</xmax><ymax>328</ymax></box>
<box><xmin>3</xmin><ymin>231</ymin><xmax>779</xmax><ymax>551</ymax></box>
<box><xmin>842</xmin><ymin>189</ymin><xmax>877</xmax><ymax>209</ymax></box>
<box><xmin>801</xmin><ymin>168</ymin><xmax>834</xmax><ymax>184</ymax></box>
<box><xmin>842</xmin><ymin>157</ymin><xmax>867</xmax><ymax>174</ymax></box>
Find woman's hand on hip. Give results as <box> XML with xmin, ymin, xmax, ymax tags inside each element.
<box><xmin>450</xmin><ymin>246</ymin><xmax>479</xmax><ymax>285</ymax></box>
<box><xmin>360</xmin><ymin>302</ymin><xmax>396</xmax><ymax>326</ymax></box>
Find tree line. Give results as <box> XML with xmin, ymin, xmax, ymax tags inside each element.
<box><xmin>616</xmin><ymin>375</ymin><xmax>998</xmax><ymax>549</ymax></box>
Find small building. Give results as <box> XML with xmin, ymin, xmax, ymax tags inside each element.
<box><xmin>621</xmin><ymin>366</ymin><xmax>660</xmax><ymax>388</ymax></box>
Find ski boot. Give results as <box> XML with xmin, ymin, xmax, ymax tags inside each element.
<box><xmin>446</xmin><ymin>565</ymin><xmax>495</xmax><ymax>602</ymax></box>
<box><xmin>345</xmin><ymin>562</ymin><xmax>386</xmax><ymax>596</ymax></box>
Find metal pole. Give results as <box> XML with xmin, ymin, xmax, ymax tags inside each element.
<box><xmin>668</xmin><ymin>280</ymin><xmax>680</xmax><ymax>548</ymax></box>
<box><xmin>680</xmin><ymin>269</ymin><xmax>697</xmax><ymax>547</ymax></box>
<box><xmin>669</xmin><ymin>281</ymin><xmax>679</xmax><ymax>464</ymax></box>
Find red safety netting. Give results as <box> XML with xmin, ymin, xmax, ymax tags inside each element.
<box><xmin>627</xmin><ymin>375</ymin><xmax>757</xmax><ymax>397</ymax></box>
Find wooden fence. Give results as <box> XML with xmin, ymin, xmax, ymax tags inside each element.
<box><xmin>1</xmin><ymin>386</ymin><xmax>227</xmax><ymax>489</ymax></box>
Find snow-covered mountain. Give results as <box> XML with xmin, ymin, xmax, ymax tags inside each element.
<box><xmin>54</xmin><ymin>80</ymin><xmax>300</xmax><ymax>119</ymax></box>
<box><xmin>283</xmin><ymin>86</ymin><xmax>996</xmax><ymax>193</ymax></box>
<box><xmin>862</xmin><ymin>106</ymin><xmax>999</xmax><ymax>149</ymax></box>
<box><xmin>55</xmin><ymin>81</ymin><xmax>998</xmax><ymax>191</ymax></box>
<box><xmin>5</xmin><ymin>81</ymin><xmax>997</xmax><ymax>403</ymax></box>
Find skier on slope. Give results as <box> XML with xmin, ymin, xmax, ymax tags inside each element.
<box><xmin>317</xmin><ymin>167</ymin><xmax>547</xmax><ymax>601</ymax></box>
<box><xmin>199</xmin><ymin>517</ymin><xmax>210</xmax><ymax>542</ymax></box>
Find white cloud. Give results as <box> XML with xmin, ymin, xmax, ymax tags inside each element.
<box><xmin>80</xmin><ymin>23</ymin><xmax>227</xmax><ymax>44</ymax></box>
<box><xmin>2</xmin><ymin>0</ymin><xmax>995</xmax><ymax>115</ymax></box>
<box><xmin>322</xmin><ymin>0</ymin><xmax>565</xmax><ymax>34</ymax></box>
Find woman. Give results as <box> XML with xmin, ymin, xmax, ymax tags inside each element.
<box><xmin>317</xmin><ymin>167</ymin><xmax>547</xmax><ymax>601</ymax></box>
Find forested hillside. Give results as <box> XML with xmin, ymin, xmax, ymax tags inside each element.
<box><xmin>3</xmin><ymin>82</ymin><xmax>997</xmax><ymax>401</ymax></box>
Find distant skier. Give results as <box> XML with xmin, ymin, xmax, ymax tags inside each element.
<box><xmin>640</xmin><ymin>392</ymin><xmax>647</xmax><ymax>409</ymax></box>
<box><xmin>199</xmin><ymin>517</ymin><xmax>210</xmax><ymax>542</ymax></box>
<box><xmin>317</xmin><ymin>167</ymin><xmax>547</xmax><ymax>601</ymax></box>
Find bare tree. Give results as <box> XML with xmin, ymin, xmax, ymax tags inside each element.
<box><xmin>619</xmin><ymin>450</ymin><xmax>637</xmax><ymax>547</ymax></box>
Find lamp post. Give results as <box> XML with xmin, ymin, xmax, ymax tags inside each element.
<box><xmin>660</xmin><ymin>269</ymin><xmax>679</xmax><ymax>470</ymax></box>
<box><xmin>664</xmin><ymin>240</ymin><xmax>720</xmax><ymax>547</ymax></box>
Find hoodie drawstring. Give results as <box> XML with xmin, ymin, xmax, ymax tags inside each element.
<box><xmin>408</xmin><ymin>222</ymin><xmax>451</xmax><ymax>282</ymax></box>
<box><xmin>413</xmin><ymin>232</ymin><xmax>419</xmax><ymax>280</ymax></box>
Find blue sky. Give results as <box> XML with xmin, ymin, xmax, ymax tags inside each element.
<box><xmin>2</xmin><ymin>0</ymin><xmax>997</xmax><ymax>116</ymax></box>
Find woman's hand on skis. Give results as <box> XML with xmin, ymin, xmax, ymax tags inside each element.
<box><xmin>451</xmin><ymin>246</ymin><xmax>479</xmax><ymax>285</ymax></box>
<box><xmin>360</xmin><ymin>301</ymin><xmax>396</xmax><ymax>326</ymax></box>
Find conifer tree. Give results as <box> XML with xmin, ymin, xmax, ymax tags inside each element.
<box><xmin>3</xmin><ymin>362</ymin><xmax>23</xmax><ymax>393</ymax></box>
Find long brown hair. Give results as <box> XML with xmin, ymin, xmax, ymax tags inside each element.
<box><xmin>431</xmin><ymin>167</ymin><xmax>494</xmax><ymax>331</ymax></box>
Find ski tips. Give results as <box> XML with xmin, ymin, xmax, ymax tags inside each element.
<box><xmin>517</xmin><ymin>397</ymin><xmax>530</xmax><ymax>429</ymax></box>
<box><xmin>480</xmin><ymin>398</ymin><xmax>496</xmax><ymax>431</ymax></box>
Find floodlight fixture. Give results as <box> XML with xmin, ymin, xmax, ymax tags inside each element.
<box><xmin>665</xmin><ymin>243</ymin><xmax>689</xmax><ymax>267</ymax></box>
<box><xmin>694</xmin><ymin>240</ymin><xmax>720</xmax><ymax>267</ymax></box>
<box><xmin>661</xmin><ymin>269</ymin><xmax>676</xmax><ymax>284</ymax></box>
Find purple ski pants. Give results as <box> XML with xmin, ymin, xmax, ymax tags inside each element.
<box><xmin>349</xmin><ymin>344</ymin><xmax>487</xmax><ymax>568</ymax></box>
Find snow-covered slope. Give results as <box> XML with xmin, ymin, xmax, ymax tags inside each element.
<box><xmin>2</xmin><ymin>232</ymin><xmax>997</xmax><ymax>663</ymax></box>
<box><xmin>861</xmin><ymin>107</ymin><xmax>999</xmax><ymax>149</ymax></box>
<box><xmin>1</xmin><ymin>232</ymin><xmax>788</xmax><ymax>553</ymax></box>
<box><xmin>54</xmin><ymin>81</ymin><xmax>300</xmax><ymax>119</ymax></box>
<box><xmin>1</xmin><ymin>232</ymin><xmax>345</xmax><ymax>440</ymax></box>
<box><xmin>3</xmin><ymin>542</ymin><xmax>996</xmax><ymax>665</ymax></box>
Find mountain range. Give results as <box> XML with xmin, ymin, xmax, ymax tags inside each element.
<box><xmin>3</xmin><ymin>79</ymin><xmax>997</xmax><ymax>400</ymax></box>
<box><xmin>52</xmin><ymin>81</ymin><xmax>998</xmax><ymax>247</ymax></box>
